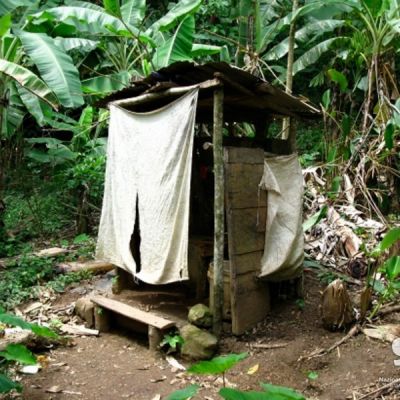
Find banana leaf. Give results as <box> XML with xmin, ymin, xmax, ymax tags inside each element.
<box><xmin>17</xmin><ymin>31</ymin><xmax>84</xmax><ymax>108</ymax></box>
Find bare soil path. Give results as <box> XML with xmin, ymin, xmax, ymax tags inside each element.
<box><xmin>18</xmin><ymin>272</ymin><xmax>400</xmax><ymax>400</ymax></box>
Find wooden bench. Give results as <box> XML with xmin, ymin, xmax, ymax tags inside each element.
<box><xmin>91</xmin><ymin>295</ymin><xmax>176</xmax><ymax>351</ymax></box>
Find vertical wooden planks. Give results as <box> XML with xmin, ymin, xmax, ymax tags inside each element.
<box><xmin>225</xmin><ymin>147</ymin><xmax>270</xmax><ymax>335</ymax></box>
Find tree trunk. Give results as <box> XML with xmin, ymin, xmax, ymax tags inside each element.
<box><xmin>0</xmin><ymin>104</ymin><xmax>6</xmax><ymax>241</ymax></box>
<box><xmin>362</xmin><ymin>58</ymin><xmax>376</xmax><ymax>134</ymax></box>
<box><xmin>76</xmin><ymin>185</ymin><xmax>90</xmax><ymax>234</ymax></box>
<box><xmin>236</xmin><ymin>0</ymin><xmax>254</xmax><ymax>67</ymax></box>
<box><xmin>282</xmin><ymin>0</ymin><xmax>298</xmax><ymax>140</ymax></box>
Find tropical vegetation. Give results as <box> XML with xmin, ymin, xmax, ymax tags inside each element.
<box><xmin>0</xmin><ymin>0</ymin><xmax>399</xmax><ymax>396</ymax></box>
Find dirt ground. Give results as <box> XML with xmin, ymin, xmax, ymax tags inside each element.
<box><xmin>13</xmin><ymin>271</ymin><xmax>400</xmax><ymax>400</ymax></box>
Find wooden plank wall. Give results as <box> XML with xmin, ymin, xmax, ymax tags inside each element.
<box><xmin>224</xmin><ymin>147</ymin><xmax>271</xmax><ymax>335</ymax></box>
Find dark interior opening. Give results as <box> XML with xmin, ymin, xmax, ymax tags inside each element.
<box><xmin>189</xmin><ymin>137</ymin><xmax>214</xmax><ymax>237</ymax></box>
<box><xmin>130</xmin><ymin>195</ymin><xmax>141</xmax><ymax>273</ymax></box>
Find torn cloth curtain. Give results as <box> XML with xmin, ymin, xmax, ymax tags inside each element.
<box><xmin>259</xmin><ymin>153</ymin><xmax>304</xmax><ymax>281</ymax></box>
<box><xmin>96</xmin><ymin>89</ymin><xmax>199</xmax><ymax>284</ymax></box>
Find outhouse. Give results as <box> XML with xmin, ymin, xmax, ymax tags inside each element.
<box><xmin>95</xmin><ymin>62</ymin><xmax>320</xmax><ymax>336</ymax></box>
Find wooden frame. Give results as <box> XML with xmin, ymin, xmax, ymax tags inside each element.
<box><xmin>107</xmin><ymin>75</ymin><xmax>275</xmax><ymax>337</ymax></box>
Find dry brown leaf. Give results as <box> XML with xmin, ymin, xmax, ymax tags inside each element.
<box><xmin>46</xmin><ymin>385</ymin><xmax>62</xmax><ymax>393</ymax></box>
<box><xmin>150</xmin><ymin>376</ymin><xmax>167</xmax><ymax>383</ymax></box>
<box><xmin>362</xmin><ymin>324</ymin><xmax>400</xmax><ymax>343</ymax></box>
<box><xmin>247</xmin><ymin>364</ymin><xmax>259</xmax><ymax>375</ymax></box>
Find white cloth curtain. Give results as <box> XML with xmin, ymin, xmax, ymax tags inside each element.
<box><xmin>96</xmin><ymin>89</ymin><xmax>199</xmax><ymax>284</ymax></box>
<box><xmin>259</xmin><ymin>153</ymin><xmax>304</xmax><ymax>281</ymax></box>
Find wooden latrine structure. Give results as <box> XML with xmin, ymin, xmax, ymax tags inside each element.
<box><xmin>99</xmin><ymin>62</ymin><xmax>320</xmax><ymax>336</ymax></box>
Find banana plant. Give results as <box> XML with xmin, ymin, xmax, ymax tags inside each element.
<box><xmin>263</xmin><ymin>0</ymin><xmax>400</xmax><ymax>84</ymax></box>
<box><xmin>32</xmin><ymin>0</ymin><xmax>221</xmax><ymax>95</ymax></box>
<box><xmin>0</xmin><ymin>2</ymin><xmax>88</xmax><ymax>137</ymax></box>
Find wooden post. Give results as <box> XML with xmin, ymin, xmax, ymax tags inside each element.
<box><xmin>212</xmin><ymin>82</ymin><xmax>224</xmax><ymax>336</ymax></box>
<box><xmin>112</xmin><ymin>267</ymin><xmax>135</xmax><ymax>294</ymax></box>
<box><xmin>148</xmin><ymin>326</ymin><xmax>163</xmax><ymax>352</ymax></box>
<box><xmin>94</xmin><ymin>306</ymin><xmax>111</xmax><ymax>332</ymax></box>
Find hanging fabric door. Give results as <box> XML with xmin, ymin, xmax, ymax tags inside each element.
<box><xmin>96</xmin><ymin>89</ymin><xmax>199</xmax><ymax>284</ymax></box>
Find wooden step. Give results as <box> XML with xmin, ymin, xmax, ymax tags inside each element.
<box><xmin>90</xmin><ymin>295</ymin><xmax>176</xmax><ymax>351</ymax></box>
<box><xmin>91</xmin><ymin>295</ymin><xmax>175</xmax><ymax>330</ymax></box>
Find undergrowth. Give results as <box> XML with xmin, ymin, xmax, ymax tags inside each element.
<box><xmin>0</xmin><ymin>255</ymin><xmax>92</xmax><ymax>311</ymax></box>
<box><xmin>3</xmin><ymin>190</ymin><xmax>70</xmax><ymax>239</ymax></box>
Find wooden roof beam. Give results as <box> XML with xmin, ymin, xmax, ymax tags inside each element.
<box><xmin>110</xmin><ymin>79</ymin><xmax>221</xmax><ymax>108</ymax></box>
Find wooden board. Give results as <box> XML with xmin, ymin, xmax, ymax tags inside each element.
<box><xmin>224</xmin><ymin>147</ymin><xmax>265</xmax><ymax>164</ymax></box>
<box><xmin>233</xmin><ymin>251</ymin><xmax>263</xmax><ymax>275</ymax></box>
<box><xmin>227</xmin><ymin>207</ymin><xmax>266</xmax><ymax>255</ymax></box>
<box><xmin>225</xmin><ymin>163</ymin><xmax>267</xmax><ymax>209</ymax></box>
<box><xmin>188</xmin><ymin>241</ymin><xmax>210</xmax><ymax>300</ymax></box>
<box><xmin>230</xmin><ymin>272</ymin><xmax>270</xmax><ymax>335</ymax></box>
<box><xmin>91</xmin><ymin>296</ymin><xmax>175</xmax><ymax>330</ymax></box>
<box><xmin>224</xmin><ymin>147</ymin><xmax>270</xmax><ymax>335</ymax></box>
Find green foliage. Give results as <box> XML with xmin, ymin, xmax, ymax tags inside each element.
<box><xmin>168</xmin><ymin>354</ymin><xmax>305</xmax><ymax>400</ymax></box>
<box><xmin>66</xmin><ymin>152</ymin><xmax>106</xmax><ymax>204</ymax></box>
<box><xmin>160</xmin><ymin>332</ymin><xmax>184</xmax><ymax>351</ymax></box>
<box><xmin>219</xmin><ymin>388</ymin><xmax>269</xmax><ymax>400</ymax></box>
<box><xmin>321</xmin><ymin>90</ymin><xmax>331</xmax><ymax>109</ymax></box>
<box><xmin>47</xmin><ymin>269</ymin><xmax>92</xmax><ymax>293</ymax></box>
<box><xmin>0</xmin><ymin>256</ymin><xmax>54</xmax><ymax>310</ymax></box>
<box><xmin>259</xmin><ymin>383</ymin><xmax>305</xmax><ymax>399</ymax></box>
<box><xmin>0</xmin><ymin>60</ymin><xmax>59</xmax><ymax>109</ymax></box>
<box><xmin>34</xmin><ymin>5</ymin><xmax>146</xmax><ymax>40</ymax></box>
<box><xmin>153</xmin><ymin>15</ymin><xmax>195</xmax><ymax>69</ymax></box>
<box><xmin>188</xmin><ymin>353</ymin><xmax>248</xmax><ymax>375</ymax></box>
<box><xmin>166</xmin><ymin>384</ymin><xmax>199</xmax><ymax>400</ymax></box>
<box><xmin>369</xmin><ymin>227</ymin><xmax>400</xmax><ymax>318</ymax></box>
<box><xmin>307</xmin><ymin>371</ymin><xmax>319</xmax><ymax>380</ymax></box>
<box><xmin>103</xmin><ymin>0</ymin><xmax>121</xmax><ymax>18</ymax></box>
<box><xmin>295</xmin><ymin>299</ymin><xmax>305</xmax><ymax>310</ymax></box>
<box><xmin>0</xmin><ymin>0</ymin><xmax>222</xmax><ymax>240</ymax></box>
<box><xmin>0</xmin><ymin>344</ymin><xmax>36</xmax><ymax>365</ymax></box>
<box><xmin>150</xmin><ymin>0</ymin><xmax>202</xmax><ymax>32</ymax></box>
<box><xmin>384</xmin><ymin>123</ymin><xmax>394</xmax><ymax>150</ymax></box>
<box><xmin>302</xmin><ymin>206</ymin><xmax>328</xmax><ymax>232</ymax></box>
<box><xmin>73</xmin><ymin>234</ymin><xmax>91</xmax><ymax>245</ymax></box>
<box><xmin>379</xmin><ymin>228</ymin><xmax>400</xmax><ymax>252</ymax></box>
<box><xmin>304</xmin><ymin>259</ymin><xmax>353</xmax><ymax>285</ymax></box>
<box><xmin>0</xmin><ymin>309</ymin><xmax>57</xmax><ymax>394</ymax></box>
<box><xmin>219</xmin><ymin>384</ymin><xmax>305</xmax><ymax>399</ymax></box>
<box><xmin>2</xmin><ymin>190</ymin><xmax>69</xmax><ymax>241</ymax></box>
<box><xmin>153</xmin><ymin>14</ymin><xmax>221</xmax><ymax>69</ymax></box>
<box><xmin>0</xmin><ymin>374</ymin><xmax>22</xmax><ymax>394</ymax></box>
<box><xmin>120</xmin><ymin>0</ymin><xmax>146</xmax><ymax>26</ymax></box>
<box><xmin>327</xmin><ymin>69</ymin><xmax>348</xmax><ymax>92</ymax></box>
<box><xmin>383</xmin><ymin>256</ymin><xmax>400</xmax><ymax>282</ymax></box>
<box><xmin>296</xmin><ymin>123</ymin><xmax>325</xmax><ymax>163</ymax></box>
<box><xmin>0</xmin><ymin>254</ymin><xmax>91</xmax><ymax>310</ymax></box>
<box><xmin>17</xmin><ymin>30</ymin><xmax>84</xmax><ymax>108</ymax></box>
<box><xmin>0</xmin><ymin>235</ymin><xmax>32</xmax><ymax>258</ymax></box>
<box><xmin>82</xmin><ymin>72</ymin><xmax>131</xmax><ymax>96</ymax></box>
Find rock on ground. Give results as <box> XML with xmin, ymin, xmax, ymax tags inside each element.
<box><xmin>188</xmin><ymin>304</ymin><xmax>213</xmax><ymax>328</ymax></box>
<box><xmin>180</xmin><ymin>324</ymin><xmax>218</xmax><ymax>360</ymax></box>
<box><xmin>74</xmin><ymin>297</ymin><xmax>95</xmax><ymax>328</ymax></box>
